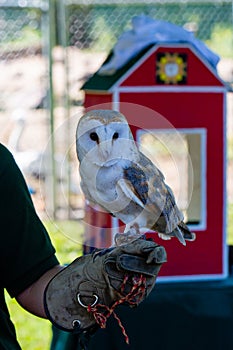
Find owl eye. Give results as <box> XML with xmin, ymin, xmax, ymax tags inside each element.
<box><xmin>113</xmin><ymin>132</ymin><xmax>119</xmax><ymax>140</ymax></box>
<box><xmin>89</xmin><ymin>132</ymin><xmax>99</xmax><ymax>142</ymax></box>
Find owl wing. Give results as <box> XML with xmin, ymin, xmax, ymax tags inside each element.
<box><xmin>121</xmin><ymin>152</ymin><xmax>184</xmax><ymax>232</ymax></box>
<box><xmin>123</xmin><ymin>152</ymin><xmax>167</xmax><ymax>209</ymax></box>
<box><xmin>119</xmin><ymin>152</ymin><xmax>164</xmax><ymax>213</ymax></box>
<box><xmin>121</xmin><ymin>161</ymin><xmax>149</xmax><ymax>208</ymax></box>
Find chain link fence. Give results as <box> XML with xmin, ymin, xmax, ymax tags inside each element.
<box><xmin>0</xmin><ymin>0</ymin><xmax>57</xmax><ymax>218</ymax></box>
<box><xmin>0</xmin><ymin>1</ymin><xmax>48</xmax><ymax>106</ymax></box>
<box><xmin>63</xmin><ymin>0</ymin><xmax>233</xmax><ymax>53</ymax></box>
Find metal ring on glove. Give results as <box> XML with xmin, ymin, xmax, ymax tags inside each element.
<box><xmin>77</xmin><ymin>293</ymin><xmax>98</xmax><ymax>308</ymax></box>
<box><xmin>72</xmin><ymin>319</ymin><xmax>81</xmax><ymax>329</ymax></box>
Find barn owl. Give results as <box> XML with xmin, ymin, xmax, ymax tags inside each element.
<box><xmin>76</xmin><ymin>109</ymin><xmax>195</xmax><ymax>246</ymax></box>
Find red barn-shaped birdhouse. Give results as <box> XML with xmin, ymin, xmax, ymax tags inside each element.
<box><xmin>81</xmin><ymin>43</ymin><xmax>227</xmax><ymax>281</ymax></box>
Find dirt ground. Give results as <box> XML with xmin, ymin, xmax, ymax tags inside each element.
<box><xmin>0</xmin><ymin>47</ymin><xmax>233</xmax><ymax>219</ymax></box>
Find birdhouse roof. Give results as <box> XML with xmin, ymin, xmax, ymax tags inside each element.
<box><xmin>82</xmin><ymin>43</ymin><xmax>225</xmax><ymax>92</ymax></box>
<box><xmin>82</xmin><ymin>44</ymin><xmax>154</xmax><ymax>92</ymax></box>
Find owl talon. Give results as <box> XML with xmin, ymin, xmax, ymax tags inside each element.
<box><xmin>114</xmin><ymin>231</ymin><xmax>142</xmax><ymax>246</ymax></box>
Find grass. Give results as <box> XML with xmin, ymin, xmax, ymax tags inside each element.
<box><xmin>6</xmin><ymin>219</ymin><xmax>84</xmax><ymax>350</ymax></box>
<box><xmin>5</xmin><ymin>205</ymin><xmax>233</xmax><ymax>349</ymax></box>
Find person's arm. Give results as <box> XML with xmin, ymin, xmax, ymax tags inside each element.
<box><xmin>16</xmin><ymin>265</ymin><xmax>64</xmax><ymax>318</ymax></box>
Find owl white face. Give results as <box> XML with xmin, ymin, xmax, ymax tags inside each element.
<box><xmin>76</xmin><ymin>111</ymin><xmax>139</xmax><ymax>167</ymax></box>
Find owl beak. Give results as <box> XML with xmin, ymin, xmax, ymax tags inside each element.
<box><xmin>99</xmin><ymin>141</ymin><xmax>111</xmax><ymax>161</ymax></box>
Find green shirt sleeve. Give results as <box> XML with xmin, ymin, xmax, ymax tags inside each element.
<box><xmin>0</xmin><ymin>144</ymin><xmax>59</xmax><ymax>297</ymax></box>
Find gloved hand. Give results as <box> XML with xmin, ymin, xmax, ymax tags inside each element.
<box><xmin>44</xmin><ymin>238</ymin><xmax>166</xmax><ymax>339</ymax></box>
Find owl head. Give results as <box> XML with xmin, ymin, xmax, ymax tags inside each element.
<box><xmin>76</xmin><ymin>109</ymin><xmax>139</xmax><ymax>166</ymax></box>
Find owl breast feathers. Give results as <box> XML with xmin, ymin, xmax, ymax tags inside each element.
<box><xmin>76</xmin><ymin>109</ymin><xmax>195</xmax><ymax>245</ymax></box>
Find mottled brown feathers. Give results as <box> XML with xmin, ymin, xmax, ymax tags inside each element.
<box><xmin>81</xmin><ymin>110</ymin><xmax>127</xmax><ymax>125</ymax></box>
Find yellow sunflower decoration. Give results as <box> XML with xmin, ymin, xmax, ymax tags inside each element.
<box><xmin>156</xmin><ymin>52</ymin><xmax>187</xmax><ymax>84</ymax></box>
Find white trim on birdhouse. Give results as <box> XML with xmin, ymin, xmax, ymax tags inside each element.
<box><xmin>117</xmin><ymin>86</ymin><xmax>226</xmax><ymax>93</ymax></box>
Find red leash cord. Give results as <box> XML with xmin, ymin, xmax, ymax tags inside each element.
<box><xmin>87</xmin><ymin>274</ymin><xmax>147</xmax><ymax>345</ymax></box>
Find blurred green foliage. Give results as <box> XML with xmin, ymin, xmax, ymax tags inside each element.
<box><xmin>0</xmin><ymin>8</ymin><xmax>41</xmax><ymax>50</ymax></box>
<box><xmin>206</xmin><ymin>25</ymin><xmax>233</xmax><ymax>58</ymax></box>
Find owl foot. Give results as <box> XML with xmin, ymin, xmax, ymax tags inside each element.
<box><xmin>114</xmin><ymin>226</ymin><xmax>142</xmax><ymax>246</ymax></box>
<box><xmin>159</xmin><ymin>227</ymin><xmax>196</xmax><ymax>246</ymax></box>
